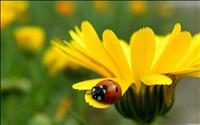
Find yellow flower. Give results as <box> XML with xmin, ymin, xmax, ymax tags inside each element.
<box><xmin>14</xmin><ymin>26</ymin><xmax>45</xmax><ymax>53</ymax></box>
<box><xmin>156</xmin><ymin>3</ymin><xmax>173</xmax><ymax>18</ymax></box>
<box><xmin>53</xmin><ymin>21</ymin><xmax>199</xmax><ymax>123</ymax></box>
<box><xmin>129</xmin><ymin>1</ymin><xmax>146</xmax><ymax>15</ymax></box>
<box><xmin>93</xmin><ymin>1</ymin><xmax>108</xmax><ymax>11</ymax></box>
<box><xmin>54</xmin><ymin>21</ymin><xmax>199</xmax><ymax>106</ymax></box>
<box><xmin>55</xmin><ymin>1</ymin><xmax>75</xmax><ymax>16</ymax></box>
<box><xmin>1</xmin><ymin>1</ymin><xmax>28</xmax><ymax>29</ymax></box>
<box><xmin>43</xmin><ymin>45</ymin><xmax>79</xmax><ymax>76</ymax></box>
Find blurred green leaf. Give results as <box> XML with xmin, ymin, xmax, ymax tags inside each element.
<box><xmin>29</xmin><ymin>113</ymin><xmax>51</xmax><ymax>125</ymax></box>
<box><xmin>1</xmin><ymin>77</ymin><xmax>31</xmax><ymax>93</ymax></box>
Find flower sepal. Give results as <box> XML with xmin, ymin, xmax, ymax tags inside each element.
<box><xmin>115</xmin><ymin>81</ymin><xmax>175</xmax><ymax>124</ymax></box>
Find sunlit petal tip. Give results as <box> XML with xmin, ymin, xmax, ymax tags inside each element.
<box><xmin>74</xmin><ymin>25</ymin><xmax>81</xmax><ymax>32</ymax></box>
<box><xmin>130</xmin><ymin>32</ymin><xmax>137</xmax><ymax>42</ymax></box>
<box><xmin>74</xmin><ymin>25</ymin><xmax>79</xmax><ymax>29</ymax></box>
<box><xmin>81</xmin><ymin>21</ymin><xmax>100</xmax><ymax>40</ymax></box>
<box><xmin>192</xmin><ymin>33</ymin><xmax>200</xmax><ymax>43</ymax></box>
<box><xmin>138</xmin><ymin>27</ymin><xmax>155</xmax><ymax>36</ymax></box>
<box><xmin>85</xmin><ymin>92</ymin><xmax>111</xmax><ymax>108</ymax></box>
<box><xmin>69</xmin><ymin>30</ymin><xmax>74</xmax><ymax>35</ymax></box>
<box><xmin>172</xmin><ymin>23</ymin><xmax>181</xmax><ymax>33</ymax></box>
<box><xmin>103</xmin><ymin>29</ymin><xmax>117</xmax><ymax>40</ymax></box>
<box><xmin>180</xmin><ymin>31</ymin><xmax>192</xmax><ymax>40</ymax></box>
<box><xmin>51</xmin><ymin>40</ymin><xmax>58</xmax><ymax>46</ymax></box>
<box><xmin>182</xmin><ymin>30</ymin><xmax>191</xmax><ymax>34</ymax></box>
<box><xmin>103</xmin><ymin>29</ymin><xmax>114</xmax><ymax>34</ymax></box>
<box><xmin>82</xmin><ymin>20</ymin><xmax>90</xmax><ymax>24</ymax></box>
<box><xmin>131</xmin><ymin>27</ymin><xmax>155</xmax><ymax>43</ymax></box>
<box><xmin>175</xmin><ymin>23</ymin><xmax>181</xmax><ymax>28</ymax></box>
<box><xmin>141</xmin><ymin>27</ymin><xmax>153</xmax><ymax>31</ymax></box>
<box><xmin>51</xmin><ymin>39</ymin><xmax>61</xmax><ymax>43</ymax></box>
<box><xmin>72</xmin><ymin>80</ymin><xmax>96</xmax><ymax>91</ymax></box>
<box><xmin>63</xmin><ymin>40</ymin><xmax>69</xmax><ymax>45</ymax></box>
<box><xmin>81</xmin><ymin>21</ymin><xmax>93</xmax><ymax>29</ymax></box>
<box><xmin>72</xmin><ymin>84</ymin><xmax>82</xmax><ymax>90</ymax></box>
<box><xmin>51</xmin><ymin>40</ymin><xmax>62</xmax><ymax>47</ymax></box>
<box><xmin>141</xmin><ymin>74</ymin><xmax>172</xmax><ymax>86</ymax></box>
<box><xmin>193</xmin><ymin>33</ymin><xmax>200</xmax><ymax>37</ymax></box>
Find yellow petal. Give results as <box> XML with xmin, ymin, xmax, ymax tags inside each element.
<box><xmin>156</xmin><ymin>32</ymin><xmax>192</xmax><ymax>74</ymax></box>
<box><xmin>130</xmin><ymin>27</ymin><xmax>156</xmax><ymax>81</ymax></box>
<box><xmin>85</xmin><ymin>92</ymin><xmax>110</xmax><ymax>108</ymax></box>
<box><xmin>119</xmin><ymin>40</ymin><xmax>131</xmax><ymax>68</ymax></box>
<box><xmin>168</xmin><ymin>23</ymin><xmax>181</xmax><ymax>44</ymax></box>
<box><xmin>152</xmin><ymin>35</ymin><xmax>170</xmax><ymax>69</ymax></box>
<box><xmin>178</xmin><ymin>33</ymin><xmax>200</xmax><ymax>68</ymax></box>
<box><xmin>172</xmin><ymin>65</ymin><xmax>200</xmax><ymax>77</ymax></box>
<box><xmin>53</xmin><ymin>41</ymin><xmax>113</xmax><ymax>77</ymax></box>
<box><xmin>152</xmin><ymin>24</ymin><xmax>181</xmax><ymax>72</ymax></box>
<box><xmin>171</xmin><ymin>23</ymin><xmax>181</xmax><ymax>34</ymax></box>
<box><xmin>81</xmin><ymin>21</ymin><xmax>121</xmax><ymax>78</ymax></box>
<box><xmin>141</xmin><ymin>74</ymin><xmax>172</xmax><ymax>86</ymax></box>
<box><xmin>43</xmin><ymin>45</ymin><xmax>79</xmax><ymax>76</ymax></box>
<box><xmin>185</xmin><ymin>71</ymin><xmax>200</xmax><ymax>77</ymax></box>
<box><xmin>69</xmin><ymin>30</ymin><xmax>86</xmax><ymax>50</ymax></box>
<box><xmin>72</xmin><ymin>78</ymin><xmax>109</xmax><ymax>90</ymax></box>
<box><xmin>103</xmin><ymin>30</ymin><xmax>132</xmax><ymax>83</ymax></box>
<box><xmin>165</xmin><ymin>67</ymin><xmax>200</xmax><ymax>75</ymax></box>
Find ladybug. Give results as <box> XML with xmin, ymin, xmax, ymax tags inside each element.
<box><xmin>91</xmin><ymin>79</ymin><xmax>122</xmax><ymax>104</ymax></box>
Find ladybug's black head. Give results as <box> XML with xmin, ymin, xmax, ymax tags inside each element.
<box><xmin>91</xmin><ymin>85</ymin><xmax>107</xmax><ymax>101</ymax></box>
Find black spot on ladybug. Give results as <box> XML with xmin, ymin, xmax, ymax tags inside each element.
<box><xmin>103</xmin><ymin>85</ymin><xmax>107</xmax><ymax>90</ymax></box>
<box><xmin>115</xmin><ymin>87</ymin><xmax>118</xmax><ymax>92</ymax></box>
<box><xmin>91</xmin><ymin>79</ymin><xmax>122</xmax><ymax>104</ymax></box>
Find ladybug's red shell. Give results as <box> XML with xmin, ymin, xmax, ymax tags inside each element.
<box><xmin>91</xmin><ymin>79</ymin><xmax>122</xmax><ymax>104</ymax></box>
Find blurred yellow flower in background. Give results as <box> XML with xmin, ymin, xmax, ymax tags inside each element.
<box><xmin>43</xmin><ymin>46</ymin><xmax>79</xmax><ymax>76</ymax></box>
<box><xmin>93</xmin><ymin>1</ymin><xmax>108</xmax><ymax>11</ymax></box>
<box><xmin>129</xmin><ymin>1</ymin><xmax>146</xmax><ymax>15</ymax></box>
<box><xmin>55</xmin><ymin>1</ymin><xmax>75</xmax><ymax>16</ymax></box>
<box><xmin>14</xmin><ymin>26</ymin><xmax>45</xmax><ymax>54</ymax></box>
<box><xmin>1</xmin><ymin>1</ymin><xmax>28</xmax><ymax>29</ymax></box>
<box><xmin>156</xmin><ymin>3</ymin><xmax>173</xmax><ymax>18</ymax></box>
